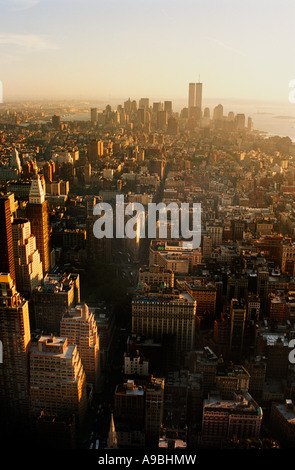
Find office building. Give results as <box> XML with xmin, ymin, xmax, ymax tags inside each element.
<box><xmin>0</xmin><ymin>273</ymin><xmax>31</xmax><ymax>418</ymax></box>
<box><xmin>0</xmin><ymin>195</ymin><xmax>16</xmax><ymax>283</ymax></box>
<box><xmin>270</xmin><ymin>399</ymin><xmax>295</xmax><ymax>448</ymax></box>
<box><xmin>30</xmin><ymin>335</ymin><xmax>87</xmax><ymax>426</ymax></box>
<box><xmin>214</xmin><ymin>360</ymin><xmax>250</xmax><ymax>399</ymax></box>
<box><xmin>52</xmin><ymin>115</ymin><xmax>61</xmax><ymax>129</ymax></box>
<box><xmin>87</xmin><ymin>138</ymin><xmax>104</xmax><ymax>162</ymax></box>
<box><xmin>90</xmin><ymin>107</ymin><xmax>97</xmax><ymax>124</ymax></box>
<box><xmin>157</xmin><ymin>110</ymin><xmax>167</xmax><ymax>130</ymax></box>
<box><xmin>26</xmin><ymin>175</ymin><xmax>51</xmax><ymax>274</ymax></box>
<box><xmin>180</xmin><ymin>279</ymin><xmax>217</xmax><ymax>319</ymax></box>
<box><xmin>281</xmin><ymin>243</ymin><xmax>295</xmax><ymax>276</ymax></box>
<box><xmin>164</xmin><ymin>101</ymin><xmax>172</xmax><ymax>115</ymax></box>
<box><xmin>124</xmin><ymin>350</ymin><xmax>149</xmax><ymax>377</ymax></box>
<box><xmin>188</xmin><ymin>83</ymin><xmax>196</xmax><ymax>112</ymax></box>
<box><xmin>11</xmin><ymin>218</ymin><xmax>43</xmax><ymax>296</ymax></box>
<box><xmin>139</xmin><ymin>98</ymin><xmax>149</xmax><ymax>109</ymax></box>
<box><xmin>145</xmin><ymin>377</ymin><xmax>165</xmax><ymax>446</ymax></box>
<box><xmin>188</xmin><ymin>82</ymin><xmax>202</xmax><ymax>117</ymax></box>
<box><xmin>201</xmin><ymin>391</ymin><xmax>262</xmax><ymax>448</ymax></box>
<box><xmin>229</xmin><ymin>299</ymin><xmax>246</xmax><ymax>357</ymax></box>
<box><xmin>60</xmin><ymin>303</ymin><xmax>100</xmax><ymax>388</ymax></box>
<box><xmin>132</xmin><ymin>290</ymin><xmax>196</xmax><ymax>365</ymax></box>
<box><xmin>32</xmin><ymin>272</ymin><xmax>80</xmax><ymax>333</ymax></box>
<box><xmin>114</xmin><ymin>379</ymin><xmax>145</xmax><ymax>430</ymax></box>
<box><xmin>138</xmin><ymin>265</ymin><xmax>174</xmax><ymax>290</ymax></box>
<box><xmin>244</xmin><ymin>357</ymin><xmax>267</xmax><ymax>401</ymax></box>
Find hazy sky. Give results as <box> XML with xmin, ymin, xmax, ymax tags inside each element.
<box><xmin>0</xmin><ymin>0</ymin><xmax>295</xmax><ymax>105</ymax></box>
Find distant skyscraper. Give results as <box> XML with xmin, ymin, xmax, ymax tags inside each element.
<box><xmin>90</xmin><ymin>107</ymin><xmax>97</xmax><ymax>124</ymax></box>
<box><xmin>26</xmin><ymin>175</ymin><xmax>51</xmax><ymax>273</ymax></box>
<box><xmin>195</xmin><ymin>82</ymin><xmax>202</xmax><ymax>110</ymax></box>
<box><xmin>235</xmin><ymin>113</ymin><xmax>246</xmax><ymax>130</ymax></box>
<box><xmin>164</xmin><ymin>101</ymin><xmax>172</xmax><ymax>115</ymax></box>
<box><xmin>0</xmin><ymin>194</ymin><xmax>16</xmax><ymax>283</ymax></box>
<box><xmin>188</xmin><ymin>83</ymin><xmax>196</xmax><ymax>110</ymax></box>
<box><xmin>188</xmin><ymin>81</ymin><xmax>203</xmax><ymax>117</ymax></box>
<box><xmin>52</xmin><ymin>115</ymin><xmax>61</xmax><ymax>129</ymax></box>
<box><xmin>139</xmin><ymin>98</ymin><xmax>149</xmax><ymax>109</ymax></box>
<box><xmin>157</xmin><ymin>110</ymin><xmax>167</xmax><ymax>130</ymax></box>
<box><xmin>0</xmin><ymin>273</ymin><xmax>31</xmax><ymax>419</ymax></box>
<box><xmin>213</xmin><ymin>104</ymin><xmax>224</xmax><ymax>121</ymax></box>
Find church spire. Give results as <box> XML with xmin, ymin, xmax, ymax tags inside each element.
<box><xmin>106</xmin><ymin>412</ymin><xmax>118</xmax><ymax>449</ymax></box>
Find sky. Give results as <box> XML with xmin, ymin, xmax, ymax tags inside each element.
<box><xmin>0</xmin><ymin>0</ymin><xmax>295</xmax><ymax>107</ymax></box>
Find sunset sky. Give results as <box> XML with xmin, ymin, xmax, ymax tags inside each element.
<box><xmin>0</xmin><ymin>0</ymin><xmax>295</xmax><ymax>105</ymax></box>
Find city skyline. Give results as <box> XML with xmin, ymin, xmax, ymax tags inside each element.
<box><xmin>2</xmin><ymin>0</ymin><xmax>295</xmax><ymax>457</ymax></box>
<box><xmin>0</xmin><ymin>0</ymin><xmax>295</xmax><ymax>103</ymax></box>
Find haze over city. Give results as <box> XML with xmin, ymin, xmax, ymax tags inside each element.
<box><xmin>0</xmin><ymin>0</ymin><xmax>295</xmax><ymax>104</ymax></box>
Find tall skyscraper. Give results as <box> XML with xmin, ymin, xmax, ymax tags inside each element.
<box><xmin>188</xmin><ymin>81</ymin><xmax>203</xmax><ymax>117</ymax></box>
<box><xmin>229</xmin><ymin>299</ymin><xmax>246</xmax><ymax>357</ymax></box>
<box><xmin>195</xmin><ymin>82</ymin><xmax>202</xmax><ymax>109</ymax></box>
<box><xmin>12</xmin><ymin>218</ymin><xmax>43</xmax><ymax>296</ymax></box>
<box><xmin>30</xmin><ymin>335</ymin><xmax>87</xmax><ymax>426</ymax></box>
<box><xmin>0</xmin><ymin>195</ymin><xmax>16</xmax><ymax>283</ymax></box>
<box><xmin>60</xmin><ymin>303</ymin><xmax>100</xmax><ymax>389</ymax></box>
<box><xmin>0</xmin><ymin>273</ymin><xmax>31</xmax><ymax>419</ymax></box>
<box><xmin>26</xmin><ymin>175</ymin><xmax>51</xmax><ymax>274</ymax></box>
<box><xmin>157</xmin><ymin>110</ymin><xmax>167</xmax><ymax>130</ymax></box>
<box><xmin>139</xmin><ymin>98</ymin><xmax>149</xmax><ymax>109</ymax></box>
<box><xmin>188</xmin><ymin>83</ymin><xmax>196</xmax><ymax>110</ymax></box>
<box><xmin>164</xmin><ymin>100</ymin><xmax>173</xmax><ymax>115</ymax></box>
<box><xmin>52</xmin><ymin>115</ymin><xmax>61</xmax><ymax>129</ymax></box>
<box><xmin>90</xmin><ymin>107</ymin><xmax>97</xmax><ymax>124</ymax></box>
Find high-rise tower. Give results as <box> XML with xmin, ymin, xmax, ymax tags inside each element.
<box><xmin>0</xmin><ymin>273</ymin><xmax>31</xmax><ymax>418</ymax></box>
<box><xmin>229</xmin><ymin>299</ymin><xmax>246</xmax><ymax>357</ymax></box>
<box><xmin>12</xmin><ymin>218</ymin><xmax>43</xmax><ymax>296</ymax></box>
<box><xmin>29</xmin><ymin>335</ymin><xmax>87</xmax><ymax>425</ymax></box>
<box><xmin>195</xmin><ymin>81</ymin><xmax>203</xmax><ymax>110</ymax></box>
<box><xmin>188</xmin><ymin>81</ymin><xmax>203</xmax><ymax>117</ymax></box>
<box><xmin>188</xmin><ymin>83</ymin><xmax>196</xmax><ymax>110</ymax></box>
<box><xmin>26</xmin><ymin>175</ymin><xmax>51</xmax><ymax>273</ymax></box>
<box><xmin>60</xmin><ymin>303</ymin><xmax>100</xmax><ymax>389</ymax></box>
<box><xmin>0</xmin><ymin>194</ymin><xmax>16</xmax><ymax>283</ymax></box>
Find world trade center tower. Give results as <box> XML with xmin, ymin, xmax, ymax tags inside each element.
<box><xmin>188</xmin><ymin>81</ymin><xmax>203</xmax><ymax>118</ymax></box>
